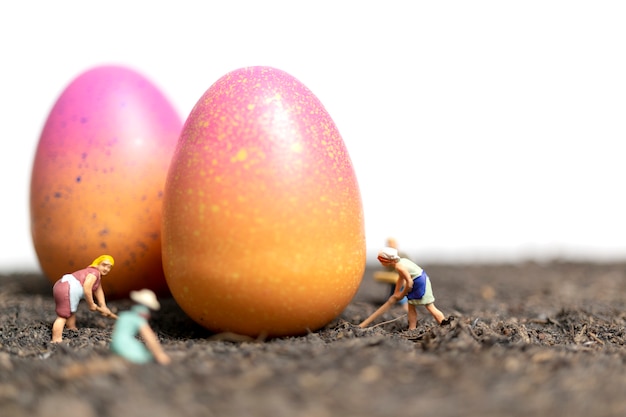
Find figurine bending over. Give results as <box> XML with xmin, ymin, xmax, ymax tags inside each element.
<box><xmin>377</xmin><ymin>247</ymin><xmax>451</xmax><ymax>330</ymax></box>
<box><xmin>51</xmin><ymin>255</ymin><xmax>116</xmax><ymax>343</ymax></box>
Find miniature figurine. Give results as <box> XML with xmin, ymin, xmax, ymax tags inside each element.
<box><xmin>361</xmin><ymin>247</ymin><xmax>452</xmax><ymax>329</ymax></box>
<box><xmin>110</xmin><ymin>289</ymin><xmax>171</xmax><ymax>365</ymax></box>
<box><xmin>51</xmin><ymin>255</ymin><xmax>117</xmax><ymax>343</ymax></box>
<box><xmin>381</xmin><ymin>238</ymin><xmax>409</xmax><ymax>307</ymax></box>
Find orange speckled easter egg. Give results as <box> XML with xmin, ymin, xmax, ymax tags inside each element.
<box><xmin>30</xmin><ymin>65</ymin><xmax>182</xmax><ymax>298</ymax></box>
<box><xmin>162</xmin><ymin>66</ymin><xmax>365</xmax><ymax>337</ymax></box>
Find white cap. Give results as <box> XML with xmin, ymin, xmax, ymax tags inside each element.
<box><xmin>377</xmin><ymin>247</ymin><xmax>400</xmax><ymax>261</ymax></box>
<box><xmin>130</xmin><ymin>289</ymin><xmax>161</xmax><ymax>310</ymax></box>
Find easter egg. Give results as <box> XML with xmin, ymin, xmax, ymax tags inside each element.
<box><xmin>162</xmin><ymin>66</ymin><xmax>365</xmax><ymax>337</ymax></box>
<box><xmin>30</xmin><ymin>65</ymin><xmax>182</xmax><ymax>298</ymax></box>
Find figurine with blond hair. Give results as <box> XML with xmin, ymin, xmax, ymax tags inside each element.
<box><xmin>51</xmin><ymin>255</ymin><xmax>117</xmax><ymax>343</ymax></box>
<box><xmin>110</xmin><ymin>289</ymin><xmax>170</xmax><ymax>365</ymax></box>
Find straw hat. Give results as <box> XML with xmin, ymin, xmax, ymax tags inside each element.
<box><xmin>130</xmin><ymin>289</ymin><xmax>160</xmax><ymax>310</ymax></box>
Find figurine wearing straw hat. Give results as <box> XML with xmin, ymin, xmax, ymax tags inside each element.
<box><xmin>110</xmin><ymin>289</ymin><xmax>170</xmax><ymax>365</ymax></box>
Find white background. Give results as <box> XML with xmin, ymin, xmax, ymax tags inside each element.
<box><xmin>2</xmin><ymin>1</ymin><xmax>626</xmax><ymax>272</ymax></box>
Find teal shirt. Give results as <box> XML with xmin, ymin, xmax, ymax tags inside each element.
<box><xmin>110</xmin><ymin>306</ymin><xmax>154</xmax><ymax>364</ymax></box>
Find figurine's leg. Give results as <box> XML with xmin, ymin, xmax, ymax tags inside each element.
<box><xmin>424</xmin><ymin>303</ymin><xmax>445</xmax><ymax>324</ymax></box>
<box><xmin>407</xmin><ymin>304</ymin><xmax>418</xmax><ymax>330</ymax></box>
<box><xmin>51</xmin><ymin>316</ymin><xmax>67</xmax><ymax>343</ymax></box>
<box><xmin>66</xmin><ymin>313</ymin><xmax>77</xmax><ymax>330</ymax></box>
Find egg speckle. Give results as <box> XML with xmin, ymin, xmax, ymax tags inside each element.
<box><xmin>30</xmin><ymin>65</ymin><xmax>182</xmax><ymax>297</ymax></box>
<box><xmin>162</xmin><ymin>66</ymin><xmax>365</xmax><ymax>337</ymax></box>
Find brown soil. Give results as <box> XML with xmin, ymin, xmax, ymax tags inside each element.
<box><xmin>1</xmin><ymin>261</ymin><xmax>625</xmax><ymax>417</ymax></box>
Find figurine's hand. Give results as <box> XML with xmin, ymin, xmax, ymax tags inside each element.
<box><xmin>98</xmin><ymin>306</ymin><xmax>113</xmax><ymax>317</ymax></box>
<box><xmin>155</xmin><ymin>352</ymin><xmax>171</xmax><ymax>365</ymax></box>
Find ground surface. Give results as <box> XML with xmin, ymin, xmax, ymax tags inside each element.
<box><xmin>1</xmin><ymin>261</ymin><xmax>625</xmax><ymax>417</ymax></box>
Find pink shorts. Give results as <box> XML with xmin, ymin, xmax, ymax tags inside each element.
<box><xmin>53</xmin><ymin>280</ymin><xmax>72</xmax><ymax>318</ymax></box>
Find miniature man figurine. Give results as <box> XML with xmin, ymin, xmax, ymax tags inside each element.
<box><xmin>110</xmin><ymin>289</ymin><xmax>171</xmax><ymax>365</ymax></box>
<box><xmin>376</xmin><ymin>247</ymin><xmax>451</xmax><ymax>330</ymax></box>
<box><xmin>382</xmin><ymin>238</ymin><xmax>409</xmax><ymax>307</ymax></box>
<box><xmin>51</xmin><ymin>255</ymin><xmax>117</xmax><ymax>343</ymax></box>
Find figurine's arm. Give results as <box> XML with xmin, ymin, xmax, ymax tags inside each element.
<box><xmin>391</xmin><ymin>276</ymin><xmax>404</xmax><ymax>300</ymax></box>
<box><xmin>93</xmin><ymin>285</ymin><xmax>113</xmax><ymax>316</ymax></box>
<box><xmin>392</xmin><ymin>263</ymin><xmax>413</xmax><ymax>299</ymax></box>
<box><xmin>139</xmin><ymin>324</ymin><xmax>171</xmax><ymax>365</ymax></box>
<box><xmin>83</xmin><ymin>274</ymin><xmax>99</xmax><ymax>310</ymax></box>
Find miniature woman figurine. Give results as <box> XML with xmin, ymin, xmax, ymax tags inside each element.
<box><xmin>110</xmin><ymin>289</ymin><xmax>171</xmax><ymax>365</ymax></box>
<box><xmin>377</xmin><ymin>247</ymin><xmax>451</xmax><ymax>330</ymax></box>
<box><xmin>51</xmin><ymin>255</ymin><xmax>116</xmax><ymax>343</ymax></box>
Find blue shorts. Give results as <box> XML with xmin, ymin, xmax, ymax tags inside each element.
<box><xmin>406</xmin><ymin>272</ymin><xmax>436</xmax><ymax>305</ymax></box>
